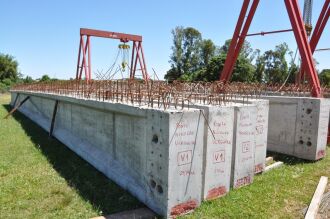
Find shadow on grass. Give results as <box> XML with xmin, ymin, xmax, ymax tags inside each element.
<box><xmin>3</xmin><ymin>104</ymin><xmax>144</xmax><ymax>215</ymax></box>
<box><xmin>266</xmin><ymin>151</ymin><xmax>315</xmax><ymax>165</ymax></box>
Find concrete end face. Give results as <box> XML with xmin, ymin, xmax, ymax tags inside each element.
<box><xmin>231</xmin><ymin>105</ymin><xmax>257</xmax><ymax>189</ymax></box>
<box><xmin>265</xmin><ymin>96</ymin><xmax>330</xmax><ymax>160</ymax></box>
<box><xmin>166</xmin><ymin>109</ymin><xmax>205</xmax><ymax>217</ymax></box>
<box><xmin>251</xmin><ymin>99</ymin><xmax>269</xmax><ymax>173</ymax></box>
<box><xmin>201</xmin><ymin>106</ymin><xmax>234</xmax><ymax>200</ymax></box>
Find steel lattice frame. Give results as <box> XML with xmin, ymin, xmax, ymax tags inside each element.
<box><xmin>76</xmin><ymin>28</ymin><xmax>149</xmax><ymax>82</ymax></box>
<box><xmin>220</xmin><ymin>0</ymin><xmax>328</xmax><ymax>97</ymax></box>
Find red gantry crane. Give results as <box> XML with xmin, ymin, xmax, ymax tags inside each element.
<box><xmin>76</xmin><ymin>28</ymin><xmax>149</xmax><ymax>82</ymax></box>
<box><xmin>220</xmin><ymin>0</ymin><xmax>329</xmax><ymax>98</ymax></box>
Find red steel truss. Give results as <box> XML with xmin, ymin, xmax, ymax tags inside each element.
<box><xmin>220</xmin><ymin>0</ymin><xmax>326</xmax><ymax>97</ymax></box>
<box><xmin>298</xmin><ymin>0</ymin><xmax>330</xmax><ymax>84</ymax></box>
<box><xmin>76</xmin><ymin>28</ymin><xmax>149</xmax><ymax>82</ymax></box>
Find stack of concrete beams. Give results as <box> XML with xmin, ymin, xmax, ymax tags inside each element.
<box><xmin>10</xmin><ymin>91</ymin><xmax>267</xmax><ymax>217</ymax></box>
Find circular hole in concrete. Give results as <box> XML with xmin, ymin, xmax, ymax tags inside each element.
<box><xmin>306</xmin><ymin>108</ymin><xmax>312</xmax><ymax>114</ymax></box>
<box><xmin>307</xmin><ymin>141</ymin><xmax>312</xmax><ymax>147</ymax></box>
<box><xmin>157</xmin><ymin>185</ymin><xmax>163</xmax><ymax>194</ymax></box>
<box><xmin>151</xmin><ymin>163</ymin><xmax>154</xmax><ymax>167</ymax></box>
<box><xmin>299</xmin><ymin>140</ymin><xmax>304</xmax><ymax>144</ymax></box>
<box><xmin>151</xmin><ymin>151</ymin><xmax>154</xmax><ymax>154</ymax></box>
<box><xmin>150</xmin><ymin>179</ymin><xmax>156</xmax><ymax>188</ymax></box>
<box><xmin>159</xmin><ymin>154</ymin><xmax>162</xmax><ymax>158</ymax></box>
<box><xmin>152</xmin><ymin>134</ymin><xmax>159</xmax><ymax>144</ymax></box>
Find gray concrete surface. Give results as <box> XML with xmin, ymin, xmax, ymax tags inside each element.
<box><xmin>231</xmin><ymin>105</ymin><xmax>257</xmax><ymax>188</ymax></box>
<box><xmin>10</xmin><ymin>91</ymin><xmax>205</xmax><ymax>218</ymax></box>
<box><xmin>263</xmin><ymin>96</ymin><xmax>330</xmax><ymax>160</ymax></box>
<box><xmin>195</xmin><ymin>105</ymin><xmax>234</xmax><ymax>201</ymax></box>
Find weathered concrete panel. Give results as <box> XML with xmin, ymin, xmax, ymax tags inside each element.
<box><xmin>231</xmin><ymin>105</ymin><xmax>257</xmax><ymax>189</ymax></box>
<box><xmin>200</xmin><ymin>106</ymin><xmax>234</xmax><ymax>200</ymax></box>
<box><xmin>263</xmin><ymin>96</ymin><xmax>330</xmax><ymax>160</ymax></box>
<box><xmin>250</xmin><ymin>99</ymin><xmax>269</xmax><ymax>173</ymax></box>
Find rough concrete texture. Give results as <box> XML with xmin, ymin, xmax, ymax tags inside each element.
<box><xmin>250</xmin><ymin>99</ymin><xmax>269</xmax><ymax>173</ymax></box>
<box><xmin>192</xmin><ymin>105</ymin><xmax>234</xmax><ymax>201</ymax></box>
<box><xmin>231</xmin><ymin>105</ymin><xmax>257</xmax><ymax>189</ymax></box>
<box><xmin>230</xmin><ymin>99</ymin><xmax>269</xmax><ymax>174</ymax></box>
<box><xmin>263</xmin><ymin>96</ymin><xmax>330</xmax><ymax>160</ymax></box>
<box><xmin>10</xmin><ymin>92</ymin><xmax>205</xmax><ymax>218</ymax></box>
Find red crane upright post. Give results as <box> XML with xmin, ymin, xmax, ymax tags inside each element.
<box><xmin>298</xmin><ymin>0</ymin><xmax>330</xmax><ymax>83</ymax></box>
<box><xmin>76</xmin><ymin>28</ymin><xmax>149</xmax><ymax>82</ymax></box>
<box><xmin>220</xmin><ymin>0</ymin><xmax>322</xmax><ymax>97</ymax></box>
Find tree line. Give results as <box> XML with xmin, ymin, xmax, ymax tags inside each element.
<box><xmin>1</xmin><ymin>27</ymin><xmax>329</xmax><ymax>93</ymax></box>
<box><xmin>0</xmin><ymin>53</ymin><xmax>57</xmax><ymax>93</ymax></box>
<box><xmin>165</xmin><ymin>26</ymin><xmax>330</xmax><ymax>85</ymax></box>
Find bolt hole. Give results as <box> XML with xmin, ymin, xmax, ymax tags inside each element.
<box><xmin>152</xmin><ymin>134</ymin><xmax>159</xmax><ymax>144</ymax></box>
<box><xmin>150</xmin><ymin>179</ymin><xmax>156</xmax><ymax>188</ymax></box>
<box><xmin>159</xmin><ymin>154</ymin><xmax>162</xmax><ymax>158</ymax></box>
<box><xmin>306</xmin><ymin>108</ymin><xmax>312</xmax><ymax>114</ymax></box>
<box><xmin>299</xmin><ymin>140</ymin><xmax>304</xmax><ymax>144</ymax></box>
<box><xmin>151</xmin><ymin>163</ymin><xmax>154</xmax><ymax>167</ymax></box>
<box><xmin>307</xmin><ymin>141</ymin><xmax>312</xmax><ymax>147</ymax></box>
<box><xmin>157</xmin><ymin>185</ymin><xmax>163</xmax><ymax>194</ymax></box>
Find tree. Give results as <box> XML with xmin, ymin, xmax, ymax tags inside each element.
<box><xmin>319</xmin><ymin>69</ymin><xmax>330</xmax><ymax>86</ymax></box>
<box><xmin>256</xmin><ymin>43</ymin><xmax>290</xmax><ymax>83</ymax></box>
<box><xmin>254</xmin><ymin>49</ymin><xmax>265</xmax><ymax>82</ymax></box>
<box><xmin>23</xmin><ymin>76</ymin><xmax>34</xmax><ymax>83</ymax></box>
<box><xmin>165</xmin><ymin>26</ymin><xmax>202</xmax><ymax>81</ymax></box>
<box><xmin>182</xmin><ymin>27</ymin><xmax>202</xmax><ymax>74</ymax></box>
<box><xmin>200</xmin><ymin>39</ymin><xmax>216</xmax><ymax>66</ymax></box>
<box><xmin>0</xmin><ymin>53</ymin><xmax>19</xmax><ymax>81</ymax></box>
<box><xmin>219</xmin><ymin>39</ymin><xmax>254</xmax><ymax>61</ymax></box>
<box><xmin>39</xmin><ymin>74</ymin><xmax>51</xmax><ymax>82</ymax></box>
<box><xmin>190</xmin><ymin>53</ymin><xmax>255</xmax><ymax>82</ymax></box>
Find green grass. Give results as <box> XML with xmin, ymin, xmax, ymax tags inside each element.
<box><xmin>0</xmin><ymin>93</ymin><xmax>329</xmax><ymax>218</ymax></box>
<box><xmin>0</xmin><ymin>94</ymin><xmax>143</xmax><ymax>218</ymax></box>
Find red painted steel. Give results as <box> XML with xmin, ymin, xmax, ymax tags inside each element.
<box><xmin>221</xmin><ymin>0</ymin><xmax>260</xmax><ymax>82</ymax></box>
<box><xmin>80</xmin><ymin>28</ymin><xmax>142</xmax><ymax>42</ymax></box>
<box><xmin>76</xmin><ymin>28</ymin><xmax>149</xmax><ymax>82</ymax></box>
<box><xmin>298</xmin><ymin>0</ymin><xmax>330</xmax><ymax>83</ymax></box>
<box><xmin>245</xmin><ymin>28</ymin><xmax>293</xmax><ymax>37</ymax></box>
<box><xmin>220</xmin><ymin>0</ymin><xmax>322</xmax><ymax>97</ymax></box>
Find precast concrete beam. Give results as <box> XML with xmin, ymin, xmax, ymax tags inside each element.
<box><xmin>262</xmin><ymin>96</ymin><xmax>330</xmax><ymax>160</ymax></box>
<box><xmin>10</xmin><ymin>92</ymin><xmax>205</xmax><ymax>218</ymax></box>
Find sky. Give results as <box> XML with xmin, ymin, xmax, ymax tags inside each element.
<box><xmin>0</xmin><ymin>0</ymin><xmax>329</xmax><ymax>80</ymax></box>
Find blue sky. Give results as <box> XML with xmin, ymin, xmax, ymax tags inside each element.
<box><xmin>0</xmin><ymin>0</ymin><xmax>329</xmax><ymax>80</ymax></box>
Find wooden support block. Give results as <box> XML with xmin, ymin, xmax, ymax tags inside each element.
<box><xmin>265</xmin><ymin>157</ymin><xmax>273</xmax><ymax>164</ymax></box>
<box><xmin>305</xmin><ymin>176</ymin><xmax>328</xmax><ymax>219</ymax></box>
<box><xmin>264</xmin><ymin>161</ymin><xmax>283</xmax><ymax>172</ymax></box>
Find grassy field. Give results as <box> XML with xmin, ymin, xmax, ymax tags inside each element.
<box><xmin>0</xmin><ymin>93</ymin><xmax>329</xmax><ymax>219</ymax></box>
